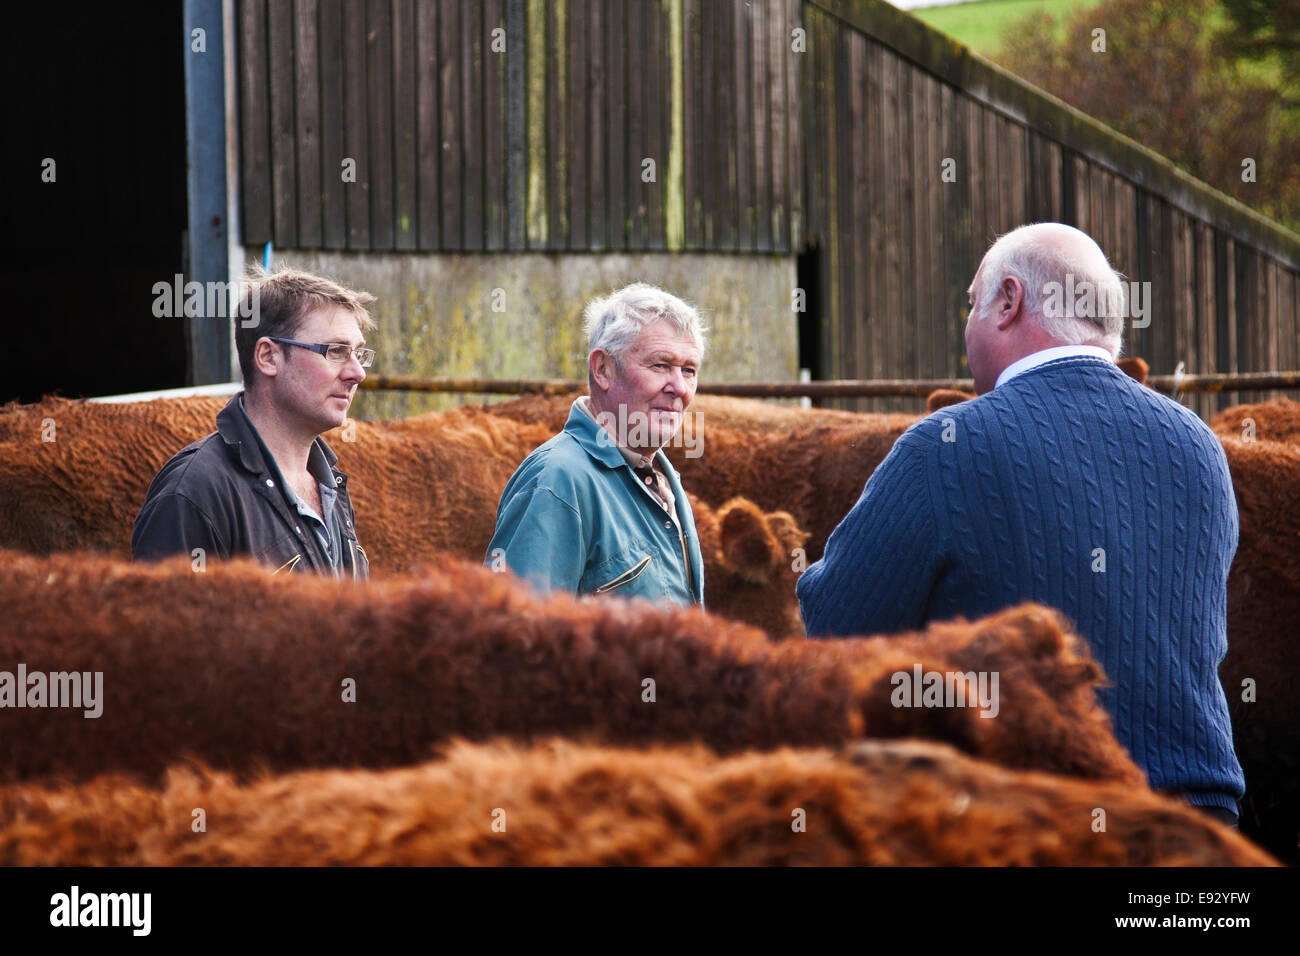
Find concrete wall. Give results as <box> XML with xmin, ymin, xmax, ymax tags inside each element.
<box><xmin>248</xmin><ymin>250</ymin><xmax>798</xmax><ymax>420</ymax></box>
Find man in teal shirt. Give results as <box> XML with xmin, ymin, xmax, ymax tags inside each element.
<box><xmin>486</xmin><ymin>283</ymin><xmax>706</xmax><ymax>606</ymax></box>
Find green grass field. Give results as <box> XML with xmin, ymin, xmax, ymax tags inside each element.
<box><xmin>910</xmin><ymin>0</ymin><xmax>1283</xmax><ymax>89</ymax></box>
<box><xmin>910</xmin><ymin>0</ymin><xmax>1099</xmax><ymax>57</ymax></box>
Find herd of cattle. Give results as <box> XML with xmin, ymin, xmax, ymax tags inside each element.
<box><xmin>0</xmin><ymin>379</ymin><xmax>1295</xmax><ymax>865</ymax></box>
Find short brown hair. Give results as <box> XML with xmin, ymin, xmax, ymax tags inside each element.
<box><xmin>235</xmin><ymin>267</ymin><xmax>377</xmax><ymax>383</ymax></box>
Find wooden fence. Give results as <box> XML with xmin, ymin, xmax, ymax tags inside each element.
<box><xmin>805</xmin><ymin>0</ymin><xmax>1300</xmax><ymax>414</ymax></box>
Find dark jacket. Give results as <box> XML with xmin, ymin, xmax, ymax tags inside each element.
<box><xmin>132</xmin><ymin>395</ymin><xmax>369</xmax><ymax>578</ymax></box>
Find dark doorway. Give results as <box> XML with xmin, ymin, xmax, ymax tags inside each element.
<box><xmin>3</xmin><ymin>6</ymin><xmax>188</xmax><ymax>403</ymax></box>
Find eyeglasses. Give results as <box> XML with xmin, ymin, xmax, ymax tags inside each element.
<box><xmin>269</xmin><ymin>337</ymin><xmax>375</xmax><ymax>368</ymax></box>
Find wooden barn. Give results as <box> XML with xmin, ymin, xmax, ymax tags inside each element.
<box><xmin>8</xmin><ymin>0</ymin><xmax>1299</xmax><ymax>419</ymax></box>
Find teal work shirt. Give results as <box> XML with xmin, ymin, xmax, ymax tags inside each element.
<box><xmin>485</xmin><ymin>403</ymin><xmax>705</xmax><ymax>606</ymax></box>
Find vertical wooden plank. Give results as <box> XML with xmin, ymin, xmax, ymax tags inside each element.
<box><xmin>1196</xmin><ymin>220</ymin><xmax>1216</xmax><ymax>419</ymax></box>
<box><xmin>1154</xmin><ymin>199</ymin><xmax>1176</xmax><ymax>383</ymax></box>
<box><xmin>415</xmin><ymin>0</ymin><xmax>440</xmax><ymax>249</ymax></box>
<box><xmin>860</xmin><ymin>32</ymin><xmax>878</xmax><ymax>408</ymax></box>
<box><xmin>547</xmin><ymin>0</ymin><xmax>568</xmax><ymax>249</ymax></box>
<box><xmin>1172</xmin><ymin>210</ymin><xmax>1194</xmax><ymax>405</ymax></box>
<box><xmin>1130</xmin><ymin>187</ymin><xmax>1151</xmax><ymax>363</ymax></box>
<box><xmin>342</xmin><ymin>0</ymin><xmax>369</xmax><ymax>248</ymax></box>
<box><xmin>981</xmin><ymin>106</ymin><xmax>999</xmax><ymax>237</ymax></box>
<box><xmin>786</xmin><ymin>0</ymin><xmax>804</xmax><ymax>250</ymax></box>
<box><xmin>712</xmin><ymin>0</ymin><xmax>735</xmax><ymax>250</ymax></box>
<box><xmin>319</xmin><ymin>0</ymin><xmax>347</xmax><ymax>248</ymax></box>
<box><xmin>1007</xmin><ymin>120</ymin><xmax>1026</xmax><ymax>228</ymax></box>
<box><xmin>924</xmin><ymin>71</ymin><xmax>944</xmax><ymax>382</ymax></box>
<box><xmin>1114</xmin><ymin>179</ymin><xmax>1136</xmax><ymax>279</ymax></box>
<box><xmin>802</xmin><ymin>4</ymin><xmax>826</xmax><ymax>261</ymax></box>
<box><xmin>750</xmin><ymin>0</ymin><xmax>771</xmax><ymax>251</ymax></box>
<box><xmin>896</xmin><ymin>58</ymin><xmax>917</xmax><ymax>386</ymax></box>
<box><xmin>626</xmin><ymin>0</ymin><xmax>646</xmax><ymax>248</ymax></box>
<box><xmin>293</xmin><ymin>0</ymin><xmax>322</xmax><ymax>247</ymax></box>
<box><xmin>364</xmin><ymin>0</ymin><xmax>394</xmax><ymax>249</ymax></box>
<box><xmin>1234</xmin><ymin>244</ymin><xmax>1255</xmax><ymax>381</ymax></box>
<box><xmin>1283</xmin><ymin>268</ymin><xmax>1299</xmax><ymax>378</ymax></box>
<box><xmin>240</xmin><ymin>0</ymin><xmax>273</xmax><ymax>245</ymax></box>
<box><xmin>439</xmin><ymin>0</ymin><xmax>463</xmax><ymax>248</ymax></box>
<box><xmin>681</xmin><ymin>0</ymin><xmax>700</xmax><ymax>248</ymax></box>
<box><xmin>392</xmin><ymin>0</ymin><xmax>417</xmax><ymax>250</ymax></box>
<box><xmin>268</xmin><ymin>0</ymin><xmax>298</xmax><ymax>247</ymax></box>
<box><xmin>942</xmin><ymin>83</ymin><xmax>972</xmax><ymax>379</ymax></box>
<box><xmin>483</xmin><ymin>0</ymin><xmax>506</xmax><ymax>250</ymax></box>
<box><xmin>645</xmin><ymin>0</ymin><xmax>667</xmax><ymax>250</ymax></box>
<box><xmin>701</xmin><ymin>0</ymin><xmax>719</xmax><ymax>248</ymax></box>
<box><xmin>820</xmin><ymin>7</ymin><xmax>841</xmax><ymax>389</ymax></box>
<box><xmin>462</xmin><ymin>0</ymin><xmax>484</xmax><ymax>249</ymax></box>
<box><xmin>505</xmin><ymin>0</ymin><xmax>527</xmax><ymax>249</ymax></box>
<box><xmin>1264</xmin><ymin>257</ymin><xmax>1279</xmax><ymax>386</ymax></box>
<box><xmin>606</xmin><ymin>0</ymin><xmax>626</xmax><ymax>248</ymax></box>
<box><xmin>966</xmin><ymin>101</ymin><xmax>985</xmax><ymax>256</ymax></box>
<box><xmin>766</xmin><ymin>0</ymin><xmax>787</xmax><ymax>250</ymax></box>
<box><xmin>911</xmin><ymin>68</ymin><xmax>932</xmax><ymax>381</ymax></box>
<box><xmin>1217</xmin><ymin>234</ymin><xmax>1237</xmax><ymax>410</ymax></box>
<box><xmin>734</xmin><ymin>0</ymin><xmax>754</xmax><ymax>250</ymax></box>
<box><xmin>586</xmin><ymin>0</ymin><xmax>605</xmax><ymax>248</ymax></box>
<box><xmin>880</xmin><ymin>47</ymin><xmax>902</xmax><ymax>406</ymax></box>
<box><xmin>567</xmin><ymin>0</ymin><xmax>588</xmax><ymax>248</ymax></box>
<box><xmin>844</xmin><ymin>29</ymin><xmax>864</xmax><ymax>400</ymax></box>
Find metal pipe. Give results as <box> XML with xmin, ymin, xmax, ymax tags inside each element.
<box><xmin>356</xmin><ymin>371</ymin><xmax>1300</xmax><ymax>399</ymax></box>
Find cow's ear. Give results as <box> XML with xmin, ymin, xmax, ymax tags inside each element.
<box><xmin>1116</xmin><ymin>356</ymin><xmax>1148</xmax><ymax>385</ymax></box>
<box><xmin>926</xmin><ymin>389</ymin><xmax>971</xmax><ymax>413</ymax></box>
<box><xmin>718</xmin><ymin>498</ymin><xmax>779</xmax><ymax>582</ymax></box>
<box><xmin>766</xmin><ymin>512</ymin><xmax>809</xmax><ymax>554</ymax></box>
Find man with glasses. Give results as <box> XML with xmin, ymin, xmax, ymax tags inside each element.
<box><xmin>133</xmin><ymin>267</ymin><xmax>376</xmax><ymax>579</ymax></box>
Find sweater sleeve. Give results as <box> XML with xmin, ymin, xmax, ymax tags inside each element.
<box><xmin>797</xmin><ymin>433</ymin><xmax>944</xmax><ymax>638</ymax></box>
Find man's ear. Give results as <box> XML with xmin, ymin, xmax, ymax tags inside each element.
<box><xmin>995</xmin><ymin>276</ymin><xmax>1025</xmax><ymax>331</ymax></box>
<box><xmin>589</xmin><ymin>349</ymin><xmax>615</xmax><ymax>391</ymax></box>
<box><xmin>253</xmin><ymin>337</ymin><xmax>281</xmax><ymax>378</ymax></box>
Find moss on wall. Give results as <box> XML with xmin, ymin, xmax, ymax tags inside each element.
<box><xmin>247</xmin><ymin>249</ymin><xmax>798</xmax><ymax>420</ymax></box>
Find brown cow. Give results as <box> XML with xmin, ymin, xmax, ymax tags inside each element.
<box><xmin>0</xmin><ymin>738</ymin><xmax>1273</xmax><ymax>866</ymax></box>
<box><xmin>1211</xmin><ymin>396</ymin><xmax>1300</xmax><ymax>446</ymax></box>
<box><xmin>1217</xmin><ymin>434</ymin><xmax>1300</xmax><ymax>863</ymax></box>
<box><xmin>0</xmin><ymin>396</ymin><xmax>808</xmax><ymax>637</ymax></box>
<box><xmin>0</xmin><ymin>548</ymin><xmax>1140</xmax><ymax>787</ymax></box>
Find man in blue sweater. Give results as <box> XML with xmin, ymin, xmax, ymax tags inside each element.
<box><xmin>797</xmin><ymin>223</ymin><xmax>1245</xmax><ymax>826</ymax></box>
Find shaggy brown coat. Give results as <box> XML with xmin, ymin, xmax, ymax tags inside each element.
<box><xmin>0</xmin><ymin>738</ymin><xmax>1273</xmax><ymax>866</ymax></box>
<box><xmin>0</xmin><ymin>549</ymin><xmax>1141</xmax><ymax>787</ymax></box>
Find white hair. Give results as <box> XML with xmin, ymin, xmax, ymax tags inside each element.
<box><xmin>977</xmin><ymin>223</ymin><xmax>1127</xmax><ymax>354</ymax></box>
<box><xmin>583</xmin><ymin>282</ymin><xmax>708</xmax><ymax>370</ymax></box>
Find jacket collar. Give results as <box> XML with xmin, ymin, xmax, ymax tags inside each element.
<box><xmin>216</xmin><ymin>393</ymin><xmax>344</xmax><ymax>481</ymax></box>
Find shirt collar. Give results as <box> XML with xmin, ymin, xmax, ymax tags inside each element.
<box><xmin>995</xmin><ymin>345</ymin><xmax>1115</xmax><ymax>389</ymax></box>
<box><xmin>574</xmin><ymin>396</ymin><xmax>659</xmax><ymax>472</ymax></box>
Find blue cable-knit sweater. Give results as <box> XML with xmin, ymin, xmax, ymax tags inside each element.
<box><xmin>797</xmin><ymin>356</ymin><xmax>1245</xmax><ymax>811</ymax></box>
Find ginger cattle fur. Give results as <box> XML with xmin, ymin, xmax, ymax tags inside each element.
<box><xmin>0</xmin><ymin>549</ymin><xmax>1141</xmax><ymax>788</ymax></box>
<box><xmin>0</xmin><ymin>738</ymin><xmax>1273</xmax><ymax>866</ymax></box>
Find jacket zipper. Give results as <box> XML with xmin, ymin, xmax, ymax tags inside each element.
<box><xmin>594</xmin><ymin>554</ymin><xmax>653</xmax><ymax>593</ymax></box>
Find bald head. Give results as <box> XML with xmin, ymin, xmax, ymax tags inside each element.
<box><xmin>964</xmin><ymin>223</ymin><xmax>1126</xmax><ymax>393</ymax></box>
